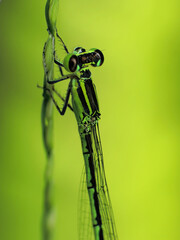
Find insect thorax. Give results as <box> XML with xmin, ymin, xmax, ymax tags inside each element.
<box><xmin>78</xmin><ymin>112</ymin><xmax>100</xmax><ymax>135</ymax></box>
<box><xmin>80</xmin><ymin>68</ymin><xmax>92</xmax><ymax>80</ymax></box>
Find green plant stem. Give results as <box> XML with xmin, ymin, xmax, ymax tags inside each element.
<box><xmin>41</xmin><ymin>0</ymin><xmax>59</xmax><ymax>239</ymax></box>
<box><xmin>42</xmin><ymin>84</ymin><xmax>54</xmax><ymax>240</ymax></box>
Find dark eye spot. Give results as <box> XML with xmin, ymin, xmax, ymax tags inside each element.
<box><xmin>69</xmin><ymin>56</ymin><xmax>78</xmax><ymax>72</ymax></box>
<box><xmin>94</xmin><ymin>50</ymin><xmax>104</xmax><ymax>66</ymax></box>
<box><xmin>94</xmin><ymin>52</ymin><xmax>101</xmax><ymax>60</ymax></box>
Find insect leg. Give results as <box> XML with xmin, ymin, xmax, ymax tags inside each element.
<box><xmin>56</xmin><ymin>29</ymin><xmax>69</xmax><ymax>53</ymax></box>
<box><xmin>54</xmin><ymin>30</ymin><xmax>69</xmax><ymax>76</ymax></box>
<box><xmin>38</xmin><ymin>82</ymin><xmax>72</xmax><ymax>115</ymax></box>
<box><xmin>47</xmin><ymin>76</ymin><xmax>70</xmax><ymax>84</ymax></box>
<box><xmin>53</xmin><ymin>46</ymin><xmax>65</xmax><ymax>77</ymax></box>
<box><xmin>49</xmin><ymin>82</ymin><xmax>72</xmax><ymax>115</ymax></box>
<box><xmin>52</xmin><ymin>87</ymin><xmax>73</xmax><ymax>112</ymax></box>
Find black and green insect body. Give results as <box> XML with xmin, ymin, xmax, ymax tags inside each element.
<box><xmin>45</xmin><ymin>35</ymin><xmax>118</xmax><ymax>240</ymax></box>
<box><xmin>67</xmin><ymin>48</ymin><xmax>102</xmax><ymax>131</ymax></box>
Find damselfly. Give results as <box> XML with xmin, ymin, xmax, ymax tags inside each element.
<box><xmin>43</xmin><ymin>32</ymin><xmax>118</xmax><ymax>240</ymax></box>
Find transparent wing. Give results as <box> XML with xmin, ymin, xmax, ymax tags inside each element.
<box><xmin>78</xmin><ymin>123</ymin><xmax>118</xmax><ymax>240</ymax></box>
<box><xmin>78</xmin><ymin>167</ymin><xmax>94</xmax><ymax>240</ymax></box>
<box><xmin>91</xmin><ymin>124</ymin><xmax>118</xmax><ymax>240</ymax></box>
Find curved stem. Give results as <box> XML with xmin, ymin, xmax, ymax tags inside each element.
<box><xmin>41</xmin><ymin>0</ymin><xmax>59</xmax><ymax>239</ymax></box>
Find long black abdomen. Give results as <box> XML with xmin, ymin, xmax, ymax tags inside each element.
<box><xmin>79</xmin><ymin>127</ymin><xmax>104</xmax><ymax>240</ymax></box>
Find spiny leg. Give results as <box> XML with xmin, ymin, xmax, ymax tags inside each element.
<box><xmin>51</xmin><ymin>81</ymin><xmax>71</xmax><ymax>115</ymax></box>
<box><xmin>37</xmin><ymin>83</ymin><xmax>72</xmax><ymax>115</ymax></box>
<box><xmin>54</xmin><ymin>57</ymin><xmax>64</xmax><ymax>76</ymax></box>
<box><xmin>43</xmin><ymin>45</ymin><xmax>71</xmax><ymax>90</ymax></box>
<box><xmin>52</xmin><ymin>86</ymin><xmax>73</xmax><ymax>112</ymax></box>
<box><xmin>54</xmin><ymin>30</ymin><xmax>69</xmax><ymax>77</ymax></box>
<box><xmin>47</xmin><ymin>75</ymin><xmax>70</xmax><ymax>84</ymax></box>
<box><xmin>49</xmin><ymin>84</ymin><xmax>70</xmax><ymax>115</ymax></box>
<box><xmin>56</xmin><ymin>29</ymin><xmax>69</xmax><ymax>54</ymax></box>
<box><xmin>50</xmin><ymin>87</ymin><xmax>71</xmax><ymax>115</ymax></box>
<box><xmin>53</xmin><ymin>47</ymin><xmax>65</xmax><ymax>77</ymax></box>
<box><xmin>42</xmin><ymin>34</ymin><xmax>71</xmax><ymax>114</ymax></box>
<box><xmin>53</xmin><ymin>29</ymin><xmax>71</xmax><ymax>79</ymax></box>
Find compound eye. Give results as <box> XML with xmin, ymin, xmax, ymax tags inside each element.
<box><xmin>90</xmin><ymin>49</ymin><xmax>104</xmax><ymax>67</ymax></box>
<box><xmin>69</xmin><ymin>55</ymin><xmax>78</xmax><ymax>72</ymax></box>
<box><xmin>63</xmin><ymin>53</ymin><xmax>79</xmax><ymax>72</ymax></box>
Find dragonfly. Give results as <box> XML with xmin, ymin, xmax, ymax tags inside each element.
<box><xmin>43</xmin><ymin>31</ymin><xmax>118</xmax><ymax>240</ymax></box>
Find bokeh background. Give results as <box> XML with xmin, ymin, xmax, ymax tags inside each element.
<box><xmin>0</xmin><ymin>0</ymin><xmax>180</xmax><ymax>239</ymax></box>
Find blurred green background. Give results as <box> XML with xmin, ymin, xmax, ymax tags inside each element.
<box><xmin>0</xmin><ymin>0</ymin><xmax>180</xmax><ymax>239</ymax></box>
